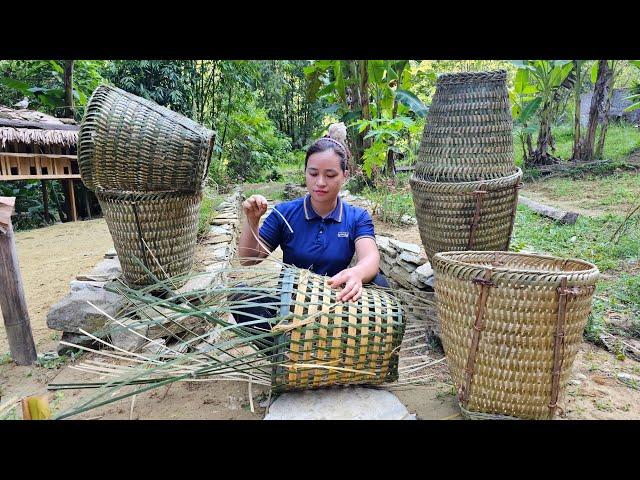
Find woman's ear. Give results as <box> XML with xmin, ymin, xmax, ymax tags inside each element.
<box><xmin>343</xmin><ymin>169</ymin><xmax>350</xmax><ymax>181</ymax></box>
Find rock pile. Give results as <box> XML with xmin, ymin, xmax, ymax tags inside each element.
<box><xmin>47</xmin><ymin>188</ymin><xmax>243</xmax><ymax>354</ymax></box>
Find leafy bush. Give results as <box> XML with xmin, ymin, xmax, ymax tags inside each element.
<box><xmin>224</xmin><ymin>100</ymin><xmax>292</xmax><ymax>182</ymax></box>
<box><xmin>0</xmin><ymin>180</ymin><xmax>66</xmax><ymax>230</ymax></box>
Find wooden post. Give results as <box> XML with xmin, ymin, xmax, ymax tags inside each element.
<box><xmin>41</xmin><ymin>180</ymin><xmax>50</xmax><ymax>223</ymax></box>
<box><xmin>64</xmin><ymin>179</ymin><xmax>77</xmax><ymax>222</ymax></box>
<box><xmin>0</xmin><ymin>197</ymin><xmax>37</xmax><ymax>366</ymax></box>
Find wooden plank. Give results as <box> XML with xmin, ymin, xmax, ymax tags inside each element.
<box><xmin>0</xmin><ymin>152</ymin><xmax>77</xmax><ymax>159</ymax></box>
<box><xmin>518</xmin><ymin>195</ymin><xmax>579</xmax><ymax>225</ymax></box>
<box><xmin>0</xmin><ymin>198</ymin><xmax>37</xmax><ymax>366</ymax></box>
<box><xmin>0</xmin><ymin>119</ymin><xmax>79</xmax><ymax>131</ymax></box>
<box><xmin>65</xmin><ymin>179</ymin><xmax>77</xmax><ymax>222</ymax></box>
<box><xmin>0</xmin><ymin>174</ymin><xmax>81</xmax><ymax>181</ymax></box>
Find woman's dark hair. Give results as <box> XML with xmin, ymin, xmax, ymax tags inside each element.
<box><xmin>304</xmin><ymin>137</ymin><xmax>350</xmax><ymax>172</ymax></box>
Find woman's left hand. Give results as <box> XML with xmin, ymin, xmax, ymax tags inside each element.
<box><xmin>327</xmin><ymin>268</ymin><xmax>363</xmax><ymax>302</ymax></box>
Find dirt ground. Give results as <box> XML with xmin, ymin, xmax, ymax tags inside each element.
<box><xmin>1</xmin><ymin>187</ymin><xmax>638</xmax><ymax>420</ymax></box>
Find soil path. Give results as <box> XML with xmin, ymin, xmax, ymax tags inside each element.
<box><xmin>0</xmin><ymin>219</ymin><xmax>114</xmax><ymax>355</ymax></box>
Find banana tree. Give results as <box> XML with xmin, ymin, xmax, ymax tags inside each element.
<box><xmin>509</xmin><ymin>67</ymin><xmax>542</xmax><ymax>162</ymax></box>
<box><xmin>305</xmin><ymin>60</ymin><xmax>428</xmax><ymax>176</ymax></box>
<box><xmin>512</xmin><ymin>60</ymin><xmax>574</xmax><ymax>166</ymax></box>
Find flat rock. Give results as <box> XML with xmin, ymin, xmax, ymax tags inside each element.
<box><xmin>57</xmin><ymin>331</ymin><xmax>99</xmax><ymax>356</ymax></box>
<box><xmin>104</xmin><ymin>247</ymin><xmax>117</xmax><ymax>258</ymax></box>
<box><xmin>389</xmin><ymin>239</ymin><xmax>421</xmax><ymax>255</ymax></box>
<box><xmin>110</xmin><ymin>324</ymin><xmax>149</xmax><ymax>352</ymax></box>
<box><xmin>202</xmin><ymin>234</ymin><xmax>232</xmax><ymax>245</ymax></box>
<box><xmin>376</xmin><ymin>236</ymin><xmax>397</xmax><ymax>257</ymax></box>
<box><xmin>399</xmin><ymin>252</ymin><xmax>427</xmax><ymax>266</ymax></box>
<box><xmin>76</xmin><ymin>257</ymin><xmax>122</xmax><ymax>282</ymax></box>
<box><xmin>209</xmin><ymin>225</ymin><xmax>232</xmax><ymax>235</ymax></box>
<box><xmin>415</xmin><ymin>262</ymin><xmax>435</xmax><ymax>286</ymax></box>
<box><xmin>47</xmin><ymin>285</ymin><xmax>125</xmax><ymax>334</ymax></box>
<box><xmin>264</xmin><ymin>387</ymin><xmax>416</xmax><ymax>420</ymax></box>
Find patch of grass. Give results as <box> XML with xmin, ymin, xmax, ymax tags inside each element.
<box><xmin>514</xmin><ymin>121</ymin><xmax>640</xmax><ymax>166</ymax></box>
<box><xmin>527</xmin><ymin>172</ymin><xmax>640</xmax><ymax>213</ymax></box>
<box><xmin>198</xmin><ymin>189</ymin><xmax>225</xmax><ymax>237</ymax></box>
<box><xmin>512</xmin><ymin>204</ymin><xmax>640</xmax><ymax>343</ymax></box>
<box><xmin>243</xmin><ymin>182</ymin><xmax>287</xmax><ymax>201</ymax></box>
<box><xmin>511</xmin><ymin>205</ymin><xmax>639</xmax><ymax>271</ymax></box>
<box><xmin>359</xmin><ymin>186</ymin><xmax>415</xmax><ymax>225</ymax></box>
<box><xmin>0</xmin><ymin>353</ymin><xmax>11</xmax><ymax>366</ymax></box>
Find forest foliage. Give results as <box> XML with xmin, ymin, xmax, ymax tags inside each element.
<box><xmin>1</xmin><ymin>59</ymin><xmax>639</xmax><ymax>229</ymax></box>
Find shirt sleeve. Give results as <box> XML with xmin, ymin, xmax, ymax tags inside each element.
<box><xmin>258</xmin><ymin>207</ymin><xmax>283</xmax><ymax>252</ymax></box>
<box><xmin>354</xmin><ymin>208</ymin><xmax>375</xmax><ymax>243</ymax></box>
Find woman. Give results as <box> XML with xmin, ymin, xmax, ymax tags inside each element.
<box><xmin>235</xmin><ymin>123</ymin><xmax>388</xmax><ymax>329</ymax></box>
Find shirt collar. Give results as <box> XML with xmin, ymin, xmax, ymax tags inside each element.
<box><xmin>304</xmin><ymin>194</ymin><xmax>343</xmax><ymax>223</ymax></box>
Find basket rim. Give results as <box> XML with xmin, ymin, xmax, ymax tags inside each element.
<box><xmin>410</xmin><ymin>167</ymin><xmax>522</xmax><ymax>187</ymax></box>
<box><xmin>87</xmin><ymin>84</ymin><xmax>216</xmax><ymax>139</ymax></box>
<box><xmin>436</xmin><ymin>69</ymin><xmax>507</xmax><ymax>85</ymax></box>
<box><xmin>432</xmin><ymin>250</ymin><xmax>599</xmax><ymax>276</ymax></box>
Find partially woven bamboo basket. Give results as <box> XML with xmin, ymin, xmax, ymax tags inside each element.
<box><xmin>79</xmin><ymin>84</ymin><xmax>215</xmax><ymax>192</ymax></box>
<box><xmin>270</xmin><ymin>267</ymin><xmax>405</xmax><ymax>392</ymax></box>
<box><xmin>414</xmin><ymin>70</ymin><xmax>515</xmax><ymax>182</ymax></box>
<box><xmin>96</xmin><ymin>189</ymin><xmax>201</xmax><ymax>287</ymax></box>
<box><xmin>432</xmin><ymin>251</ymin><xmax>599</xmax><ymax>420</ymax></box>
<box><xmin>410</xmin><ymin>168</ymin><xmax>522</xmax><ymax>261</ymax></box>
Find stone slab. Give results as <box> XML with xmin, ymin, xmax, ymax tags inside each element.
<box><xmin>264</xmin><ymin>387</ymin><xmax>416</xmax><ymax>420</ymax></box>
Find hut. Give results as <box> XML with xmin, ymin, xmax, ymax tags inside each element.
<box><xmin>0</xmin><ymin>105</ymin><xmax>96</xmax><ymax>222</ymax></box>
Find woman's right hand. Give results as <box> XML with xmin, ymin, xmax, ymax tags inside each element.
<box><xmin>242</xmin><ymin>194</ymin><xmax>269</xmax><ymax>226</ymax></box>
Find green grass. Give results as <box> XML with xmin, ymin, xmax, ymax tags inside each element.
<box><xmin>527</xmin><ymin>172</ymin><xmax>640</xmax><ymax>213</ymax></box>
<box><xmin>514</xmin><ymin>121</ymin><xmax>640</xmax><ymax>167</ymax></box>
<box><xmin>510</xmin><ymin>205</ymin><xmax>639</xmax><ymax>271</ymax></box>
<box><xmin>242</xmin><ymin>182</ymin><xmax>287</xmax><ymax>201</ymax></box>
<box><xmin>198</xmin><ymin>189</ymin><xmax>226</xmax><ymax>236</ymax></box>
<box><xmin>359</xmin><ymin>186</ymin><xmax>416</xmax><ymax>225</ymax></box>
<box><xmin>511</xmin><ymin>204</ymin><xmax>640</xmax><ymax>342</ymax></box>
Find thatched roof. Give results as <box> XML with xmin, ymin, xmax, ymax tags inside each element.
<box><xmin>0</xmin><ymin>105</ymin><xmax>78</xmax><ymax>150</ymax></box>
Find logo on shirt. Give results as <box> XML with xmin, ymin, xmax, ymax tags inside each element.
<box><xmin>338</xmin><ymin>232</ymin><xmax>349</xmax><ymax>238</ymax></box>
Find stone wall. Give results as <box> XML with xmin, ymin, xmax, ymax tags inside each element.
<box><xmin>47</xmin><ymin>188</ymin><xmax>243</xmax><ymax>354</ymax></box>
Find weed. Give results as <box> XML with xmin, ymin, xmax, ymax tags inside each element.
<box><xmin>594</xmin><ymin>399</ymin><xmax>614</xmax><ymax>412</ymax></box>
<box><xmin>0</xmin><ymin>353</ymin><xmax>11</xmax><ymax>366</ymax></box>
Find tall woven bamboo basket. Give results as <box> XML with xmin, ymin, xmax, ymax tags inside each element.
<box><xmin>410</xmin><ymin>169</ymin><xmax>522</xmax><ymax>261</ymax></box>
<box><xmin>413</xmin><ymin>70</ymin><xmax>515</xmax><ymax>182</ymax></box>
<box><xmin>79</xmin><ymin>84</ymin><xmax>215</xmax><ymax>193</ymax></box>
<box><xmin>270</xmin><ymin>267</ymin><xmax>405</xmax><ymax>392</ymax></box>
<box><xmin>96</xmin><ymin>189</ymin><xmax>201</xmax><ymax>287</ymax></box>
<box><xmin>432</xmin><ymin>251</ymin><xmax>599</xmax><ymax>420</ymax></box>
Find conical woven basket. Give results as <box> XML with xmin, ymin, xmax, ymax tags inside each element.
<box><xmin>96</xmin><ymin>189</ymin><xmax>201</xmax><ymax>287</ymax></box>
<box><xmin>270</xmin><ymin>267</ymin><xmax>405</xmax><ymax>392</ymax></box>
<box><xmin>410</xmin><ymin>168</ymin><xmax>522</xmax><ymax>261</ymax></box>
<box><xmin>432</xmin><ymin>251</ymin><xmax>599</xmax><ymax>420</ymax></box>
<box><xmin>79</xmin><ymin>84</ymin><xmax>215</xmax><ymax>193</ymax></box>
<box><xmin>414</xmin><ymin>70</ymin><xmax>515</xmax><ymax>182</ymax></box>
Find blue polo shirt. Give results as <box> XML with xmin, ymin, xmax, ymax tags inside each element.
<box><xmin>259</xmin><ymin>194</ymin><xmax>376</xmax><ymax>277</ymax></box>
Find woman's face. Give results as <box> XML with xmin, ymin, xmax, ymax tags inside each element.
<box><xmin>305</xmin><ymin>149</ymin><xmax>348</xmax><ymax>205</ymax></box>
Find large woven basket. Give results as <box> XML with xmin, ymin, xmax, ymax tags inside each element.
<box><xmin>410</xmin><ymin>168</ymin><xmax>522</xmax><ymax>261</ymax></box>
<box><xmin>270</xmin><ymin>267</ymin><xmax>405</xmax><ymax>392</ymax></box>
<box><xmin>432</xmin><ymin>251</ymin><xmax>599</xmax><ymax>420</ymax></box>
<box><xmin>79</xmin><ymin>84</ymin><xmax>215</xmax><ymax>192</ymax></box>
<box><xmin>96</xmin><ymin>189</ymin><xmax>201</xmax><ymax>287</ymax></box>
<box><xmin>414</xmin><ymin>70</ymin><xmax>515</xmax><ymax>182</ymax></box>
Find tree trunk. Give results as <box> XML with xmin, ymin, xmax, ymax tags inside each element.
<box><xmin>217</xmin><ymin>86</ymin><xmax>234</xmax><ymax>162</ymax></box>
<box><xmin>63</xmin><ymin>60</ymin><xmax>74</xmax><ymax>119</ymax></box>
<box><xmin>595</xmin><ymin>63</ymin><xmax>615</xmax><ymax>160</ymax></box>
<box><xmin>529</xmin><ymin>100</ymin><xmax>558</xmax><ymax>166</ymax></box>
<box><xmin>358</xmin><ymin>60</ymin><xmax>371</xmax><ymax>154</ymax></box>
<box><xmin>570</xmin><ymin>60</ymin><xmax>582</xmax><ymax>161</ymax></box>
<box><xmin>581</xmin><ymin>60</ymin><xmax>609</xmax><ymax>162</ymax></box>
